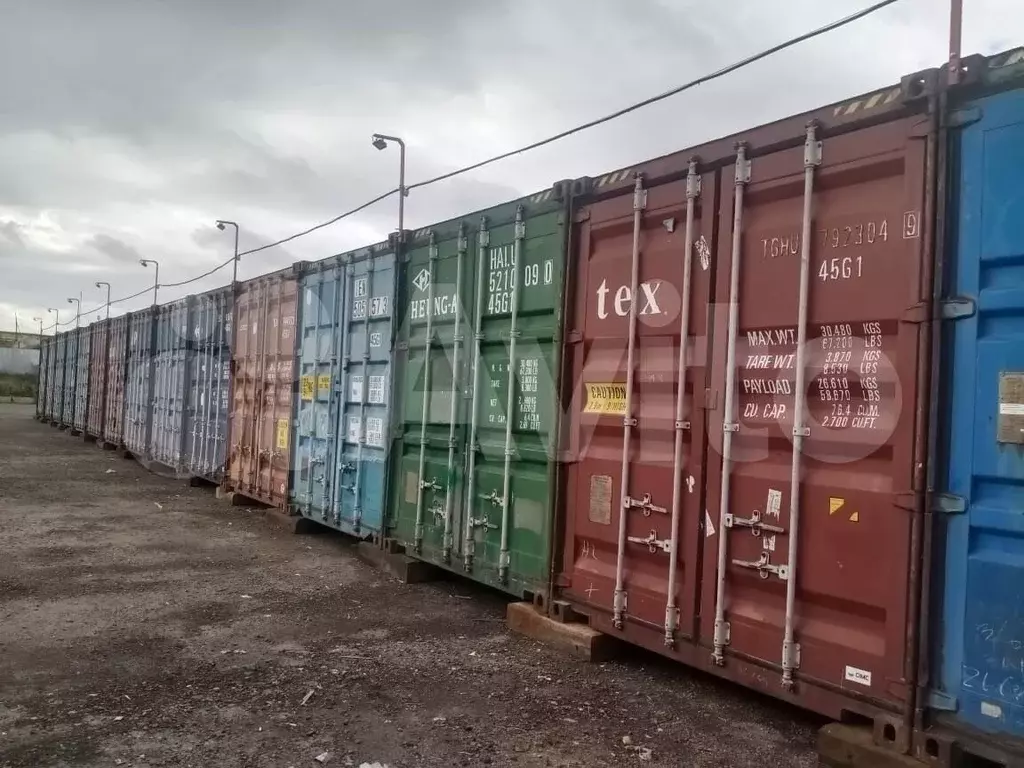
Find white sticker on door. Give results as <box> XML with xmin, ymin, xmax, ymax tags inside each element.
<box><xmin>349</xmin><ymin>375</ymin><xmax>364</xmax><ymax>402</ymax></box>
<box><xmin>368</xmin><ymin>375</ymin><xmax>386</xmax><ymax>404</ymax></box>
<box><xmin>843</xmin><ymin>666</ymin><xmax>872</xmax><ymax>687</ymax></box>
<box><xmin>766</xmin><ymin>488</ymin><xmax>782</xmax><ymax>519</ymax></box>
<box><xmin>704</xmin><ymin>510</ymin><xmax>716</xmax><ymax>537</ymax></box>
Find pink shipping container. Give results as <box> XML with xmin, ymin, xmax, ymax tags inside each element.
<box><xmin>225</xmin><ymin>268</ymin><xmax>301</xmax><ymax>508</ymax></box>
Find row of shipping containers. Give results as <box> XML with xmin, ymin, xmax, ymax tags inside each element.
<box><xmin>34</xmin><ymin>47</ymin><xmax>1024</xmax><ymax>766</ymax></box>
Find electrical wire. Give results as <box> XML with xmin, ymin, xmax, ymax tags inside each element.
<box><xmin>37</xmin><ymin>0</ymin><xmax>901</xmax><ymax>331</ymax></box>
<box><xmin>237</xmin><ymin>188</ymin><xmax>400</xmax><ymax>258</ymax></box>
<box><xmin>408</xmin><ymin>0</ymin><xmax>903</xmax><ymax>189</ymax></box>
<box><xmin>161</xmin><ymin>254</ymin><xmax>236</xmax><ymax>288</ymax></box>
<box><xmin>230</xmin><ymin>0</ymin><xmax>901</xmax><ymax>257</ymax></box>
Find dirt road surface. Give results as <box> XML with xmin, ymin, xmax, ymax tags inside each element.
<box><xmin>0</xmin><ymin>403</ymin><xmax>821</xmax><ymax>767</ymax></box>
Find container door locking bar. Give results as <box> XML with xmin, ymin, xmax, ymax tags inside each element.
<box><xmin>612</xmin><ymin>175</ymin><xmax>647</xmax><ymax>630</ymax></box>
<box><xmin>413</xmin><ymin>233</ymin><xmax>438</xmax><ymax>554</ymax></box>
<box><xmin>664</xmin><ymin>159</ymin><xmax>701</xmax><ymax>647</ymax></box>
<box><xmin>712</xmin><ymin>144</ymin><xmax>752</xmax><ymax>665</ymax></box>
<box><xmin>463</xmin><ymin>218</ymin><xmax>489</xmax><ymax>573</ymax></box>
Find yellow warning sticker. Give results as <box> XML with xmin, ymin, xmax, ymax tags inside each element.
<box><xmin>300</xmin><ymin>375</ymin><xmax>315</xmax><ymax>401</ymax></box>
<box><xmin>276</xmin><ymin>419</ymin><xmax>289</xmax><ymax>451</ymax></box>
<box><xmin>849</xmin><ymin>511</ymin><xmax>860</xmax><ymax>523</ymax></box>
<box><xmin>829</xmin><ymin>497</ymin><xmax>845</xmax><ymax>516</ymax></box>
<box><xmin>583</xmin><ymin>383</ymin><xmax>627</xmax><ymax>415</ymax></box>
<box><xmin>317</xmin><ymin>374</ymin><xmax>331</xmax><ymax>393</ymax></box>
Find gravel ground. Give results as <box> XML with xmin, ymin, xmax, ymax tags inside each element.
<box><xmin>0</xmin><ymin>403</ymin><xmax>822</xmax><ymax>767</ymax></box>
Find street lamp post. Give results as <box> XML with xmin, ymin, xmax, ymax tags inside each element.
<box><xmin>216</xmin><ymin>220</ymin><xmax>240</xmax><ymax>285</ymax></box>
<box><xmin>66</xmin><ymin>296</ymin><xmax>81</xmax><ymax>329</ymax></box>
<box><xmin>371</xmin><ymin>133</ymin><xmax>407</xmax><ymax>236</ymax></box>
<box><xmin>47</xmin><ymin>307</ymin><xmax>59</xmax><ymax>332</ymax></box>
<box><xmin>95</xmin><ymin>281</ymin><xmax>112</xmax><ymax>320</ymax></box>
<box><xmin>140</xmin><ymin>259</ymin><xmax>160</xmax><ymax>305</ymax></box>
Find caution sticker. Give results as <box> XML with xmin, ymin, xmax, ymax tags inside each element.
<box><xmin>300</xmin><ymin>375</ymin><xmax>315</xmax><ymax>401</ymax></box>
<box><xmin>317</xmin><ymin>374</ymin><xmax>331</xmax><ymax>393</ymax></box>
<box><xmin>584</xmin><ymin>383</ymin><xmax>627</xmax><ymax>415</ymax></box>
<box><xmin>829</xmin><ymin>497</ymin><xmax>845</xmax><ymax>515</ymax></box>
<box><xmin>276</xmin><ymin>419</ymin><xmax>289</xmax><ymax>451</ymax></box>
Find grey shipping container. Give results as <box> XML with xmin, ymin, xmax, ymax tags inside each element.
<box><xmin>71</xmin><ymin>325</ymin><xmax>91</xmax><ymax>434</ymax></box>
<box><xmin>48</xmin><ymin>331</ymin><xmax>68</xmax><ymax>424</ymax></box>
<box><xmin>60</xmin><ymin>329</ymin><xmax>78</xmax><ymax>429</ymax></box>
<box><xmin>104</xmin><ymin>314</ymin><xmax>130</xmax><ymax>448</ymax></box>
<box><xmin>124</xmin><ymin>308</ymin><xmax>156</xmax><ymax>459</ymax></box>
<box><xmin>36</xmin><ymin>337</ymin><xmax>51</xmax><ymax>419</ymax></box>
<box><xmin>150</xmin><ymin>298</ymin><xmax>192</xmax><ymax>474</ymax></box>
<box><xmin>184</xmin><ymin>286</ymin><xmax>233</xmax><ymax>484</ymax></box>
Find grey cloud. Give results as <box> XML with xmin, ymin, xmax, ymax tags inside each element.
<box><xmin>0</xmin><ymin>0</ymin><xmax>1019</xmax><ymax>330</ymax></box>
<box><xmin>87</xmin><ymin>234</ymin><xmax>143</xmax><ymax>265</ymax></box>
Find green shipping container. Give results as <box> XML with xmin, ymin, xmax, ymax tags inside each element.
<box><xmin>386</xmin><ymin>185</ymin><xmax>571</xmax><ymax>599</ymax></box>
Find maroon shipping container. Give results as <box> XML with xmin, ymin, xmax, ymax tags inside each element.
<box><xmin>557</xmin><ymin>69</ymin><xmax>939</xmax><ymax>745</ymax></box>
<box><xmin>103</xmin><ymin>314</ymin><xmax>130</xmax><ymax>448</ymax></box>
<box><xmin>86</xmin><ymin>319</ymin><xmax>110</xmax><ymax>438</ymax></box>
<box><xmin>225</xmin><ymin>269</ymin><xmax>300</xmax><ymax>508</ymax></box>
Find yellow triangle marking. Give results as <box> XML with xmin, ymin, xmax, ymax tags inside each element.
<box><xmin>849</xmin><ymin>511</ymin><xmax>860</xmax><ymax>523</ymax></box>
<box><xmin>829</xmin><ymin>497</ymin><xmax>845</xmax><ymax>515</ymax></box>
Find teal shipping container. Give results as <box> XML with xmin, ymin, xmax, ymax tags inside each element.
<box><xmin>290</xmin><ymin>243</ymin><xmax>397</xmax><ymax>538</ymax></box>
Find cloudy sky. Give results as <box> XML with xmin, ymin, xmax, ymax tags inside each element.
<box><xmin>0</xmin><ymin>0</ymin><xmax>1018</xmax><ymax>332</ymax></box>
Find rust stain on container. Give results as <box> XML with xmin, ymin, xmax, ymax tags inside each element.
<box><xmin>86</xmin><ymin>319</ymin><xmax>109</xmax><ymax>438</ymax></box>
<box><xmin>558</xmin><ymin>80</ymin><xmax>933</xmax><ymax>734</ymax></box>
<box><xmin>225</xmin><ymin>269</ymin><xmax>299</xmax><ymax>509</ymax></box>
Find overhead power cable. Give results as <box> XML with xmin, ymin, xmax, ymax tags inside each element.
<box><xmin>39</xmin><ymin>0</ymin><xmax>901</xmax><ymax>332</ymax></box>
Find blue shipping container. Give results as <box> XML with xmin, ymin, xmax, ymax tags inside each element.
<box><xmin>185</xmin><ymin>286</ymin><xmax>233</xmax><ymax>484</ymax></box>
<box><xmin>937</xmin><ymin>86</ymin><xmax>1024</xmax><ymax>739</ymax></box>
<box><xmin>290</xmin><ymin>245</ymin><xmax>396</xmax><ymax>538</ymax></box>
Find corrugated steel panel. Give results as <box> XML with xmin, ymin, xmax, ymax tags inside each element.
<box><xmin>226</xmin><ymin>268</ymin><xmax>300</xmax><ymax>508</ymax></box>
<box><xmin>934</xmin><ymin>87</ymin><xmax>1024</xmax><ymax>740</ymax></box>
<box><xmin>150</xmin><ymin>298</ymin><xmax>193</xmax><ymax>474</ymax></box>
<box><xmin>387</xmin><ymin>191</ymin><xmax>570</xmax><ymax>598</ymax></box>
<box><xmin>60</xmin><ymin>328</ymin><xmax>82</xmax><ymax>429</ymax></box>
<box><xmin>86</xmin><ymin>319</ymin><xmax>109</xmax><ymax>438</ymax></box>
<box><xmin>124</xmin><ymin>308</ymin><xmax>156</xmax><ymax>458</ymax></box>
<box><xmin>291</xmin><ymin>245</ymin><xmax>396</xmax><ymax>537</ymax></box>
<box><xmin>48</xmin><ymin>331</ymin><xmax>68</xmax><ymax>424</ymax></box>
<box><xmin>185</xmin><ymin>286</ymin><xmax>233</xmax><ymax>484</ymax></box>
<box><xmin>71</xmin><ymin>326</ymin><xmax>91</xmax><ymax>433</ymax></box>
<box><xmin>36</xmin><ymin>338</ymin><xmax>50</xmax><ymax>419</ymax></box>
<box><xmin>104</xmin><ymin>314</ymin><xmax>130</xmax><ymax>447</ymax></box>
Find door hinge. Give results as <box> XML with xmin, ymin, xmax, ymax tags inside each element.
<box><xmin>895</xmin><ymin>491</ymin><xmax>966</xmax><ymax>514</ymax></box>
<box><xmin>902</xmin><ymin>297</ymin><xmax>976</xmax><ymax>324</ymax></box>
<box><xmin>927</xmin><ymin>689</ymin><xmax>958</xmax><ymax>712</ymax></box>
<box><xmin>948</xmin><ymin>107</ymin><xmax>983</xmax><ymax>129</ymax></box>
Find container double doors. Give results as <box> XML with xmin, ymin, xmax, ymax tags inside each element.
<box><xmin>561</xmin><ymin>115</ymin><xmax>929</xmax><ymax>722</ymax></box>
<box><xmin>185</xmin><ymin>288</ymin><xmax>233</xmax><ymax>484</ymax></box>
<box><xmin>72</xmin><ymin>326</ymin><xmax>91</xmax><ymax>432</ymax></box>
<box><xmin>389</xmin><ymin>198</ymin><xmax>567</xmax><ymax>598</ymax></box>
<box><xmin>125</xmin><ymin>310</ymin><xmax>156</xmax><ymax>457</ymax></box>
<box><xmin>104</xmin><ymin>315</ymin><xmax>130</xmax><ymax>447</ymax></box>
<box><xmin>86</xmin><ymin>320</ymin><xmax>109</xmax><ymax>438</ymax></box>
<box><xmin>228</xmin><ymin>275</ymin><xmax>298</xmax><ymax>508</ymax></box>
<box><xmin>150</xmin><ymin>299</ymin><xmax>192</xmax><ymax>473</ymax></box>
<box><xmin>292</xmin><ymin>253</ymin><xmax>395</xmax><ymax>538</ymax></box>
<box><xmin>937</xmin><ymin>89</ymin><xmax>1024</xmax><ymax>738</ymax></box>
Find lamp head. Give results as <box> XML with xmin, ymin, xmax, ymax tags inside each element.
<box><xmin>216</xmin><ymin>221</ymin><xmax>226</xmax><ymax>231</ymax></box>
<box><xmin>371</xmin><ymin>135</ymin><xmax>388</xmax><ymax>151</ymax></box>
